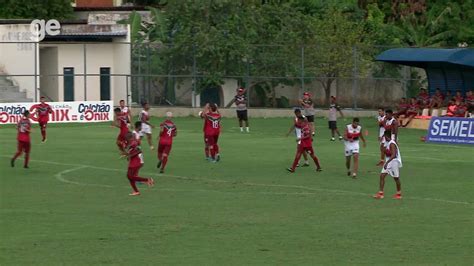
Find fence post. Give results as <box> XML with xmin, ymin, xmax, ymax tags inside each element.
<box><xmin>300</xmin><ymin>45</ymin><xmax>305</xmax><ymax>95</ymax></box>
<box><xmin>34</xmin><ymin>42</ymin><xmax>38</xmax><ymax>102</ymax></box>
<box><xmin>192</xmin><ymin>44</ymin><xmax>197</xmax><ymax>107</ymax></box>
<box><xmin>83</xmin><ymin>43</ymin><xmax>87</xmax><ymax>101</ymax></box>
<box><xmin>352</xmin><ymin>46</ymin><xmax>358</xmax><ymax>109</ymax></box>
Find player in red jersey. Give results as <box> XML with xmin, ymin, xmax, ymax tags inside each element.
<box><xmin>119</xmin><ymin>99</ymin><xmax>132</xmax><ymax>126</ymax></box>
<box><xmin>11</xmin><ymin>110</ymin><xmax>32</xmax><ymax>168</ymax></box>
<box><xmin>122</xmin><ymin>133</ymin><xmax>154</xmax><ymax>196</ymax></box>
<box><xmin>377</xmin><ymin>109</ymin><xmax>398</xmax><ymax>166</ymax></box>
<box><xmin>200</xmin><ymin>103</ymin><xmax>221</xmax><ymax>162</ymax></box>
<box><xmin>32</xmin><ymin>96</ymin><xmax>53</xmax><ymax>143</ymax></box>
<box><xmin>401</xmin><ymin>97</ymin><xmax>420</xmax><ymax>127</ymax></box>
<box><xmin>113</xmin><ymin>107</ymin><xmax>129</xmax><ymax>152</ymax></box>
<box><xmin>287</xmin><ymin>117</ymin><xmax>322</xmax><ymax>173</ymax></box>
<box><xmin>373</xmin><ymin>130</ymin><xmax>403</xmax><ymax>200</ymax></box>
<box><xmin>286</xmin><ymin>108</ymin><xmax>309</xmax><ymax>167</ymax></box>
<box><xmin>343</xmin><ymin>117</ymin><xmax>366</xmax><ymax>178</ymax></box>
<box><xmin>157</xmin><ymin>112</ymin><xmax>177</xmax><ymax>173</ymax></box>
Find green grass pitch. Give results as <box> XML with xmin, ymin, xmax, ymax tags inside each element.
<box><xmin>1</xmin><ymin>116</ymin><xmax>472</xmax><ymax>265</ymax></box>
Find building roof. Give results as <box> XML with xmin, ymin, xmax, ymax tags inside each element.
<box><xmin>376</xmin><ymin>48</ymin><xmax>474</xmax><ymax>92</ymax></box>
<box><xmin>376</xmin><ymin>48</ymin><xmax>474</xmax><ymax>68</ymax></box>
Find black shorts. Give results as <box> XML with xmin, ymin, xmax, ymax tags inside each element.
<box><xmin>237</xmin><ymin>110</ymin><xmax>248</xmax><ymax>121</ymax></box>
<box><xmin>328</xmin><ymin>121</ymin><xmax>338</xmax><ymax>129</ymax></box>
<box><xmin>306</xmin><ymin>115</ymin><xmax>314</xmax><ymax>122</ymax></box>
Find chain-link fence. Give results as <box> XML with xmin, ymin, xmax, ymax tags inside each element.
<box><xmin>1</xmin><ymin>41</ymin><xmax>428</xmax><ymax>108</ymax></box>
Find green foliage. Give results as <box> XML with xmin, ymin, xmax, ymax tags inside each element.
<box><xmin>0</xmin><ymin>0</ymin><xmax>73</xmax><ymax>19</ymax></box>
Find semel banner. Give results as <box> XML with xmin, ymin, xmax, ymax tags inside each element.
<box><xmin>426</xmin><ymin>117</ymin><xmax>474</xmax><ymax>145</ymax></box>
<box><xmin>0</xmin><ymin>101</ymin><xmax>113</xmax><ymax>124</ymax></box>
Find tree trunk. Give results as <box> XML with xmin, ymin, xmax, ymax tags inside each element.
<box><xmin>322</xmin><ymin>78</ymin><xmax>334</xmax><ymax>106</ymax></box>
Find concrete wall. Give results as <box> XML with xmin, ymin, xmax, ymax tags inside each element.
<box><xmin>40</xmin><ymin>37</ymin><xmax>130</xmax><ymax>104</ymax></box>
<box><xmin>131</xmin><ymin>107</ymin><xmax>377</xmax><ymax>118</ymax></box>
<box><xmin>39</xmin><ymin>47</ymin><xmax>59</xmax><ymax>100</ymax></box>
<box><xmin>112</xmin><ymin>30</ymin><xmax>131</xmax><ymax>105</ymax></box>
<box><xmin>0</xmin><ymin>24</ymin><xmax>37</xmax><ymax>100</ymax></box>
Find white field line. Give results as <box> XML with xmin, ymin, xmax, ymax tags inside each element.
<box><xmin>3</xmin><ymin>155</ymin><xmax>471</xmax><ymax>206</ymax></box>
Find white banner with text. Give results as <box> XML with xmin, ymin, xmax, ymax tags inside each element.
<box><xmin>0</xmin><ymin>101</ymin><xmax>113</xmax><ymax>124</ymax></box>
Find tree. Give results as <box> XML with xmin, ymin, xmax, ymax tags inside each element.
<box><xmin>0</xmin><ymin>0</ymin><xmax>73</xmax><ymax>19</ymax></box>
<box><xmin>305</xmin><ymin>8</ymin><xmax>372</xmax><ymax>104</ymax></box>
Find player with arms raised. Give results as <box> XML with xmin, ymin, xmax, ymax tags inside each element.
<box><xmin>287</xmin><ymin>117</ymin><xmax>322</xmax><ymax>173</ymax></box>
<box><xmin>157</xmin><ymin>112</ymin><xmax>177</xmax><ymax>173</ymax></box>
<box><xmin>113</xmin><ymin>107</ymin><xmax>129</xmax><ymax>152</ymax></box>
<box><xmin>122</xmin><ymin>133</ymin><xmax>154</xmax><ymax>196</ymax></box>
<box><xmin>32</xmin><ymin>96</ymin><xmax>53</xmax><ymax>143</ymax></box>
<box><xmin>200</xmin><ymin>103</ymin><xmax>221</xmax><ymax>162</ymax></box>
<box><xmin>344</xmin><ymin>117</ymin><xmax>366</xmax><ymax>178</ymax></box>
<box><xmin>11</xmin><ymin>110</ymin><xmax>32</xmax><ymax>168</ymax></box>
<box><xmin>139</xmin><ymin>102</ymin><xmax>154</xmax><ymax>150</ymax></box>
<box><xmin>373</xmin><ymin>130</ymin><xmax>403</xmax><ymax>200</ymax></box>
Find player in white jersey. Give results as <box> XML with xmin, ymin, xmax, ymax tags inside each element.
<box><xmin>377</xmin><ymin>109</ymin><xmax>398</xmax><ymax>166</ymax></box>
<box><xmin>119</xmin><ymin>99</ymin><xmax>132</xmax><ymax>127</ymax></box>
<box><xmin>139</xmin><ymin>102</ymin><xmax>155</xmax><ymax>150</ymax></box>
<box><xmin>373</xmin><ymin>130</ymin><xmax>403</xmax><ymax>200</ymax></box>
<box><xmin>132</xmin><ymin>121</ymin><xmax>142</xmax><ymax>144</ymax></box>
<box><xmin>343</xmin><ymin>118</ymin><xmax>366</xmax><ymax>178</ymax></box>
<box><xmin>377</xmin><ymin>108</ymin><xmax>385</xmax><ymax>142</ymax></box>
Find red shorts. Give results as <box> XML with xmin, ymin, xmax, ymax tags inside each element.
<box><xmin>38</xmin><ymin>120</ymin><xmax>48</xmax><ymax>128</ymax></box>
<box><xmin>204</xmin><ymin>135</ymin><xmax>219</xmax><ymax>146</ymax></box>
<box><xmin>127</xmin><ymin>165</ymin><xmax>142</xmax><ymax>178</ymax></box>
<box><xmin>298</xmin><ymin>145</ymin><xmax>314</xmax><ymax>155</ymax></box>
<box><xmin>17</xmin><ymin>141</ymin><xmax>31</xmax><ymax>153</ymax></box>
<box><xmin>158</xmin><ymin>143</ymin><xmax>172</xmax><ymax>157</ymax></box>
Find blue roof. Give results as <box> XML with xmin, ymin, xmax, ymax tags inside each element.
<box><xmin>376</xmin><ymin>48</ymin><xmax>474</xmax><ymax>68</ymax></box>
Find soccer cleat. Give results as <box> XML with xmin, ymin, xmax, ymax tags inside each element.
<box><xmin>392</xmin><ymin>193</ymin><xmax>402</xmax><ymax>199</ymax></box>
<box><xmin>24</xmin><ymin>165</ymin><xmax>29</xmax><ymax>169</ymax></box>
<box><xmin>42</xmin><ymin>138</ymin><xmax>47</xmax><ymax>143</ymax></box>
<box><xmin>157</xmin><ymin>160</ymin><xmax>162</xmax><ymax>169</ymax></box>
<box><xmin>148</xmin><ymin>178</ymin><xmax>155</xmax><ymax>187</ymax></box>
<box><xmin>373</xmin><ymin>192</ymin><xmax>384</xmax><ymax>199</ymax></box>
<box><xmin>347</xmin><ymin>171</ymin><xmax>351</xmax><ymax>176</ymax></box>
<box><xmin>287</xmin><ymin>168</ymin><xmax>295</xmax><ymax>173</ymax></box>
<box><xmin>338</xmin><ymin>136</ymin><xmax>343</xmax><ymax>140</ymax></box>
<box><xmin>216</xmin><ymin>154</ymin><xmax>221</xmax><ymax>162</ymax></box>
<box><xmin>301</xmin><ymin>162</ymin><xmax>310</xmax><ymax>167</ymax></box>
<box><xmin>159</xmin><ymin>169</ymin><xmax>164</xmax><ymax>173</ymax></box>
<box><xmin>330</xmin><ymin>137</ymin><xmax>335</xmax><ymax>141</ymax></box>
<box><xmin>129</xmin><ymin>191</ymin><xmax>141</xmax><ymax>196</ymax></box>
<box><xmin>352</xmin><ymin>173</ymin><xmax>357</xmax><ymax>179</ymax></box>
<box><xmin>296</xmin><ymin>163</ymin><xmax>300</xmax><ymax>167</ymax></box>
<box><xmin>316</xmin><ymin>168</ymin><xmax>322</xmax><ymax>172</ymax></box>
<box><xmin>312</xmin><ymin>132</ymin><xmax>315</xmax><ymax>136</ymax></box>
<box><xmin>150</xmin><ymin>146</ymin><xmax>154</xmax><ymax>150</ymax></box>
<box><xmin>10</xmin><ymin>159</ymin><xmax>14</xmax><ymax>167</ymax></box>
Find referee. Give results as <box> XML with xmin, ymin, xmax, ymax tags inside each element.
<box><xmin>226</xmin><ymin>87</ymin><xmax>249</xmax><ymax>132</ymax></box>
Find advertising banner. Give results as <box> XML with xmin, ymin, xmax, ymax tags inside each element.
<box><xmin>426</xmin><ymin>117</ymin><xmax>474</xmax><ymax>145</ymax></box>
<box><xmin>0</xmin><ymin>101</ymin><xmax>113</xmax><ymax>124</ymax></box>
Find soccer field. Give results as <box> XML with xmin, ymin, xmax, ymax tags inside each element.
<box><xmin>1</xmin><ymin>117</ymin><xmax>472</xmax><ymax>265</ymax></box>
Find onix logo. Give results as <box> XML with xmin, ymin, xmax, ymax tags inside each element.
<box><xmin>30</xmin><ymin>19</ymin><xmax>61</xmax><ymax>41</ymax></box>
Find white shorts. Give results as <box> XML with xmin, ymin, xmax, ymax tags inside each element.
<box><xmin>379</xmin><ymin>127</ymin><xmax>385</xmax><ymax>138</ymax></box>
<box><xmin>381</xmin><ymin>160</ymin><xmax>401</xmax><ymax>178</ymax></box>
<box><xmin>344</xmin><ymin>141</ymin><xmax>359</xmax><ymax>156</ymax></box>
<box><xmin>140</xmin><ymin>123</ymin><xmax>152</xmax><ymax>136</ymax></box>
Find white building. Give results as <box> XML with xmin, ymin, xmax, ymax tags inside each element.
<box><xmin>0</xmin><ymin>17</ymin><xmax>131</xmax><ymax>104</ymax></box>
